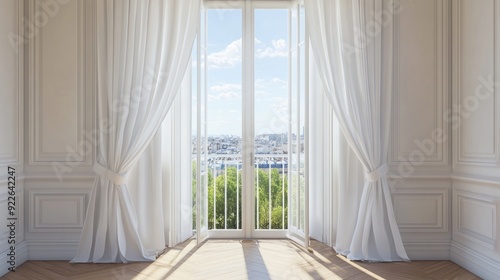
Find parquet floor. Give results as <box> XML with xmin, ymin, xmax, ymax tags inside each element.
<box><xmin>1</xmin><ymin>239</ymin><xmax>480</xmax><ymax>280</ymax></box>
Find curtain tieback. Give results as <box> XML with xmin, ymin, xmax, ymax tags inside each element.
<box><xmin>93</xmin><ymin>162</ymin><xmax>128</xmax><ymax>185</ymax></box>
<box><xmin>365</xmin><ymin>163</ymin><xmax>389</xmax><ymax>183</ymax></box>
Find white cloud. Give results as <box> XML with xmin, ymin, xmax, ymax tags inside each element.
<box><xmin>255</xmin><ymin>90</ymin><xmax>270</xmax><ymax>98</ymax></box>
<box><xmin>271</xmin><ymin>97</ymin><xmax>288</xmax><ymax>109</ymax></box>
<box><xmin>208</xmin><ymin>83</ymin><xmax>242</xmax><ymax>101</ymax></box>
<box><xmin>210</xmin><ymin>84</ymin><xmax>241</xmax><ymax>92</ymax></box>
<box><xmin>206</xmin><ymin>38</ymin><xmax>288</xmax><ymax>69</ymax></box>
<box><xmin>256</xmin><ymin>39</ymin><xmax>288</xmax><ymax>58</ymax></box>
<box><xmin>271</xmin><ymin>77</ymin><xmax>288</xmax><ymax>89</ymax></box>
<box><xmin>271</xmin><ymin>77</ymin><xmax>287</xmax><ymax>84</ymax></box>
<box><xmin>207</xmin><ymin>39</ymin><xmax>242</xmax><ymax>69</ymax></box>
<box><xmin>255</xmin><ymin>77</ymin><xmax>288</xmax><ymax>94</ymax></box>
<box><xmin>208</xmin><ymin>92</ymin><xmax>240</xmax><ymax>101</ymax></box>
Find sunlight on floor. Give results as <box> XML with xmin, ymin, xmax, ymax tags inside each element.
<box><xmin>335</xmin><ymin>254</ymin><xmax>386</xmax><ymax>280</ymax></box>
<box><xmin>3</xmin><ymin>239</ymin><xmax>478</xmax><ymax>279</ymax></box>
<box><xmin>130</xmin><ymin>239</ymin><xmax>392</xmax><ymax>280</ymax></box>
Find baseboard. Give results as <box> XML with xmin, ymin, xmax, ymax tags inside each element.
<box><xmin>450</xmin><ymin>241</ymin><xmax>500</xmax><ymax>280</ymax></box>
<box><xmin>27</xmin><ymin>241</ymin><xmax>79</xmax><ymax>260</ymax></box>
<box><xmin>403</xmin><ymin>241</ymin><xmax>451</xmax><ymax>260</ymax></box>
<box><xmin>0</xmin><ymin>241</ymin><xmax>28</xmax><ymax>277</ymax></box>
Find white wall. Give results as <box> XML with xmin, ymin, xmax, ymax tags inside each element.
<box><xmin>391</xmin><ymin>1</ymin><xmax>500</xmax><ymax>278</ymax></box>
<box><xmin>0</xmin><ymin>0</ymin><xmax>27</xmax><ymax>275</ymax></box>
<box><xmin>23</xmin><ymin>0</ymin><xmax>96</xmax><ymax>260</ymax></box>
<box><xmin>449</xmin><ymin>0</ymin><xmax>500</xmax><ymax>278</ymax></box>
<box><xmin>388</xmin><ymin>0</ymin><xmax>452</xmax><ymax>260</ymax></box>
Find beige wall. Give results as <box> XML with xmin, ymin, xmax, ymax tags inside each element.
<box><xmin>388</xmin><ymin>0</ymin><xmax>452</xmax><ymax>260</ymax></box>
<box><xmin>23</xmin><ymin>0</ymin><xmax>96</xmax><ymax>261</ymax></box>
<box><xmin>450</xmin><ymin>1</ymin><xmax>500</xmax><ymax>278</ymax></box>
<box><xmin>0</xmin><ymin>0</ymin><xmax>25</xmax><ymax>275</ymax></box>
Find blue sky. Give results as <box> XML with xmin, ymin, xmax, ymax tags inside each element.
<box><xmin>193</xmin><ymin>9</ymin><xmax>289</xmax><ymax>137</ymax></box>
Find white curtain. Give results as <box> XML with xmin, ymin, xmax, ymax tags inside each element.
<box><xmin>72</xmin><ymin>0</ymin><xmax>199</xmax><ymax>263</ymax></box>
<box><xmin>160</xmin><ymin>71</ymin><xmax>195</xmax><ymax>247</ymax></box>
<box><xmin>305</xmin><ymin>0</ymin><xmax>409</xmax><ymax>261</ymax></box>
<box><xmin>125</xmin><ymin>71</ymin><xmax>193</xmax><ymax>258</ymax></box>
<box><xmin>309</xmin><ymin>54</ymin><xmax>365</xmax><ymax>251</ymax></box>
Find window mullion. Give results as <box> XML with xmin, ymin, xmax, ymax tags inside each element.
<box><xmin>242</xmin><ymin>0</ymin><xmax>255</xmax><ymax>238</ymax></box>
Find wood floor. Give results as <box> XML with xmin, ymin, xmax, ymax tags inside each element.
<box><xmin>1</xmin><ymin>239</ymin><xmax>480</xmax><ymax>280</ymax></box>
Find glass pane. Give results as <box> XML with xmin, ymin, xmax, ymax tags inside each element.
<box><xmin>299</xmin><ymin>4</ymin><xmax>305</xmax><ymax>44</ymax></box>
<box><xmin>299</xmin><ymin>42</ymin><xmax>306</xmax><ymax>231</ymax></box>
<box><xmin>291</xmin><ymin>8</ymin><xmax>298</xmax><ymax>50</ymax></box>
<box><xmin>192</xmin><ymin>37</ymin><xmax>197</xmax><ymax>231</ymax></box>
<box><xmin>288</xmin><ymin>3</ymin><xmax>307</xmax><ymax>237</ymax></box>
<box><xmin>254</xmin><ymin>9</ymin><xmax>289</xmax><ymax>230</ymax></box>
<box><xmin>206</xmin><ymin>9</ymin><xmax>242</xmax><ymax>230</ymax></box>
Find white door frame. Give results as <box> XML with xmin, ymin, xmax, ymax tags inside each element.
<box><xmin>196</xmin><ymin>0</ymin><xmax>308</xmax><ymax>243</ymax></box>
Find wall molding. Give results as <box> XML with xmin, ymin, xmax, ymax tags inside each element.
<box><xmin>453</xmin><ymin>0</ymin><xmax>500</xmax><ymax>169</ymax></box>
<box><xmin>28</xmin><ymin>189</ymin><xmax>88</xmax><ymax>233</ymax></box>
<box><xmin>453</xmin><ymin>175</ymin><xmax>499</xmax><ymax>184</ymax></box>
<box><xmin>451</xmin><ymin>241</ymin><xmax>500</xmax><ymax>280</ymax></box>
<box><xmin>393</xmin><ymin>188</ymin><xmax>448</xmax><ymax>233</ymax></box>
<box><xmin>27</xmin><ymin>241</ymin><xmax>79</xmax><ymax>261</ymax></box>
<box><xmin>28</xmin><ymin>0</ymin><xmax>94</xmax><ymax>166</ymax></box>
<box><xmin>452</xmin><ymin>177</ymin><xmax>500</xmax><ymax>279</ymax></box>
<box><xmin>391</xmin><ymin>0</ymin><xmax>449</xmax><ymax>166</ymax></box>
<box><xmin>0</xmin><ymin>177</ymin><xmax>25</xmax><ymax>250</ymax></box>
<box><xmin>0</xmin><ymin>0</ymin><xmax>23</xmax><ymax>165</ymax></box>
<box><xmin>0</xmin><ymin>177</ymin><xmax>23</xmax><ymax>198</ymax></box>
<box><xmin>0</xmin><ymin>241</ymin><xmax>28</xmax><ymax>276</ymax></box>
<box><xmin>403</xmin><ymin>241</ymin><xmax>451</xmax><ymax>260</ymax></box>
<box><xmin>456</xmin><ymin>193</ymin><xmax>497</xmax><ymax>249</ymax></box>
<box><xmin>452</xmin><ymin>182</ymin><xmax>500</xmax><ymax>260</ymax></box>
<box><xmin>24</xmin><ymin>175</ymin><xmax>95</xmax><ymax>183</ymax></box>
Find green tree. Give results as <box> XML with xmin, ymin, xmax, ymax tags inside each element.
<box><xmin>256</xmin><ymin>168</ymin><xmax>288</xmax><ymax>229</ymax></box>
<box><xmin>193</xmin><ymin>162</ymin><xmax>288</xmax><ymax>230</ymax></box>
<box><xmin>211</xmin><ymin>167</ymin><xmax>242</xmax><ymax>229</ymax></box>
<box><xmin>192</xmin><ymin>161</ymin><xmax>214</xmax><ymax>229</ymax></box>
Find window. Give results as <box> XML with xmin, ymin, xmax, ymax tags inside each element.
<box><xmin>192</xmin><ymin>0</ymin><xmax>308</xmax><ymax>245</ymax></box>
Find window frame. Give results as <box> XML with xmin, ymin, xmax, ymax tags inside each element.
<box><xmin>194</xmin><ymin>0</ymin><xmax>309</xmax><ymax>245</ymax></box>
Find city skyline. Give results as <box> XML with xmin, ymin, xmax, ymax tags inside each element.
<box><xmin>192</xmin><ymin>132</ymin><xmax>305</xmax><ymax>155</ymax></box>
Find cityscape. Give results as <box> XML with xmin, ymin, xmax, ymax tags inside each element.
<box><xmin>191</xmin><ymin>133</ymin><xmax>305</xmax><ymax>155</ymax></box>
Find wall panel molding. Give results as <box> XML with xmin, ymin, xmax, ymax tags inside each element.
<box><xmin>390</xmin><ymin>178</ymin><xmax>451</xmax><ymax>245</ymax></box>
<box><xmin>393</xmin><ymin>188</ymin><xmax>448</xmax><ymax>233</ymax></box>
<box><xmin>453</xmin><ymin>187</ymin><xmax>499</xmax><ymax>251</ymax></box>
<box><xmin>28</xmin><ymin>189</ymin><xmax>88</xmax><ymax>233</ymax></box>
<box><xmin>456</xmin><ymin>194</ymin><xmax>496</xmax><ymax>248</ymax></box>
<box><xmin>452</xmin><ymin>0</ymin><xmax>500</xmax><ymax>173</ymax></box>
<box><xmin>28</xmin><ymin>0</ymin><xmax>94</xmax><ymax>166</ymax></box>
<box><xmin>391</xmin><ymin>0</ymin><xmax>449</xmax><ymax>166</ymax></box>
<box><xmin>0</xmin><ymin>0</ymin><xmax>23</xmax><ymax>166</ymax></box>
<box><xmin>452</xmin><ymin>178</ymin><xmax>500</xmax><ymax>279</ymax></box>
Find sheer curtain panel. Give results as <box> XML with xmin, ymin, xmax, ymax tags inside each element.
<box><xmin>71</xmin><ymin>0</ymin><xmax>200</xmax><ymax>263</ymax></box>
<box><xmin>305</xmin><ymin>0</ymin><xmax>409</xmax><ymax>261</ymax></box>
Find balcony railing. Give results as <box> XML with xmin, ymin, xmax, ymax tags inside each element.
<box><xmin>254</xmin><ymin>155</ymin><xmax>288</xmax><ymax>230</ymax></box>
<box><xmin>192</xmin><ymin>154</ymin><xmax>291</xmax><ymax>230</ymax></box>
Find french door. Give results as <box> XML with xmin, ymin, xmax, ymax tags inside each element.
<box><xmin>194</xmin><ymin>0</ymin><xmax>308</xmax><ymax>247</ymax></box>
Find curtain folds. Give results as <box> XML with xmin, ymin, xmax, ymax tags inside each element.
<box><xmin>71</xmin><ymin>0</ymin><xmax>200</xmax><ymax>263</ymax></box>
<box><xmin>305</xmin><ymin>0</ymin><xmax>409</xmax><ymax>261</ymax></box>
